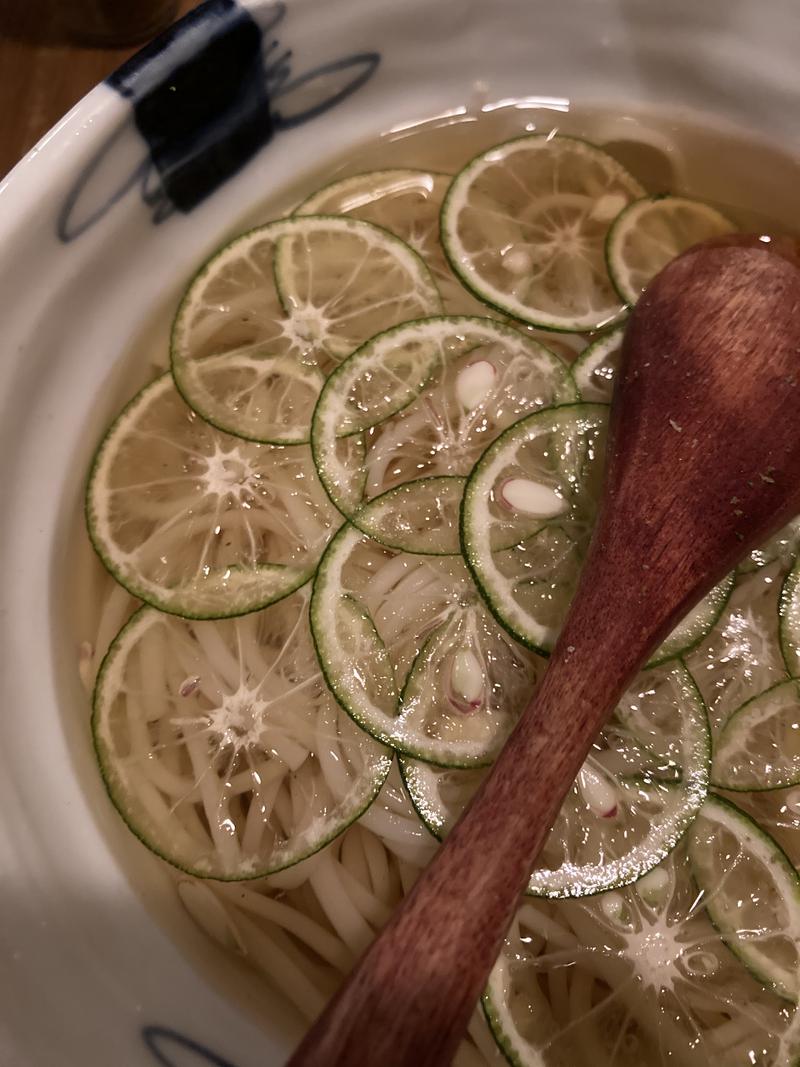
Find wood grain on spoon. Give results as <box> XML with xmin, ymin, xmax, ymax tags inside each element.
<box><xmin>288</xmin><ymin>236</ymin><xmax>800</xmax><ymax>1067</ymax></box>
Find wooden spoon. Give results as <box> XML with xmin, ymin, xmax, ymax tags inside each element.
<box><xmin>288</xmin><ymin>235</ymin><xmax>800</xmax><ymax>1067</ymax></box>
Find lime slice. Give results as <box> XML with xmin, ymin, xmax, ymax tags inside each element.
<box><xmin>460</xmin><ymin>402</ymin><xmax>733</xmax><ymax>661</ymax></box>
<box><xmin>571</xmin><ymin>325</ymin><xmax>624</xmax><ymax>403</ymax></box>
<box><xmin>311</xmin><ymin>315</ymin><xmax>574</xmax><ymax>523</ymax></box>
<box><xmin>652</xmin><ymin>574</ymin><xmax>735</xmax><ymax>666</ymax></box>
<box><xmin>727</xmin><ymin>784</ymin><xmax>800</xmax><ymax>871</ymax></box>
<box><xmin>296</xmin><ymin>171</ymin><xmax>450</xmax><ymax>256</ymax></box>
<box><xmin>689</xmin><ymin>795</ymin><xmax>800</xmax><ymax>1000</ymax></box>
<box><xmin>86</xmin><ymin>372</ymin><xmax>338</xmax><ymax>618</ymax></box>
<box><xmin>310</xmin><ymin>503</ymin><xmax>544</xmax><ymax>766</ymax></box>
<box><xmin>93</xmin><ymin>585</ymin><xmax>392</xmax><ymax>879</ymax></box>
<box><xmin>606</xmin><ymin>195</ymin><xmax>735</xmax><ymax>305</ymax></box>
<box><xmin>713</xmin><ymin>680</ymin><xmax>800</xmax><ymax>791</ymax></box>
<box><xmin>781</xmin><ymin>560</ymin><xmax>800</xmax><ymax>677</ymax></box>
<box><xmin>172</xmin><ymin>215</ymin><xmax>441</xmax><ymax>444</ymax></box>
<box><xmin>441</xmin><ymin>134</ymin><xmax>645</xmax><ymax>331</ymax></box>
<box><xmin>352</xmin><ymin>477</ymin><xmax>466</xmax><ymax>556</ymax></box>
<box><xmin>742</xmin><ymin>517</ymin><xmax>800</xmax><ymax>573</ymax></box>
<box><xmin>687</xmin><ymin>563</ymin><xmax>791</xmax><ymax>734</ymax></box>
<box><xmin>485</xmin><ymin>802</ymin><xmax>800</xmax><ymax>1066</ymax></box>
<box><xmin>401</xmin><ymin>661</ymin><xmax>710</xmax><ymax>897</ymax></box>
<box><xmin>295</xmin><ymin>169</ymin><xmax>482</xmax><ymax>312</ymax></box>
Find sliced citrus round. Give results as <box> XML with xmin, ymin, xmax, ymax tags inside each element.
<box><xmin>713</xmin><ymin>680</ymin><xmax>800</xmax><ymax>791</ymax></box>
<box><xmin>726</xmin><ymin>784</ymin><xmax>800</xmax><ymax>872</ymax></box>
<box><xmin>93</xmin><ymin>585</ymin><xmax>392</xmax><ymax>879</ymax></box>
<box><xmin>686</xmin><ymin>562</ymin><xmax>790</xmax><ymax>736</ymax></box>
<box><xmin>295</xmin><ymin>169</ymin><xmax>482</xmax><ymax>311</ymax></box>
<box><xmin>781</xmin><ymin>559</ymin><xmax>800</xmax><ymax>678</ymax></box>
<box><xmin>653</xmin><ymin>574</ymin><xmax>735</xmax><ymax>666</ymax></box>
<box><xmin>401</xmin><ymin>660</ymin><xmax>710</xmax><ymax>897</ymax></box>
<box><xmin>460</xmin><ymin>402</ymin><xmax>734</xmax><ymax>661</ymax></box>
<box><xmin>571</xmin><ymin>325</ymin><xmax>624</xmax><ymax>403</ymax></box>
<box><xmin>311</xmin><ymin>315</ymin><xmax>574</xmax><ymax>523</ymax></box>
<box><xmin>310</xmin><ymin>501</ymin><xmax>545</xmax><ymax>767</ymax></box>
<box><xmin>86</xmin><ymin>372</ymin><xmax>338</xmax><ymax>618</ymax></box>
<box><xmin>172</xmin><ymin>215</ymin><xmax>441</xmax><ymax>443</ymax></box>
<box><xmin>606</xmin><ymin>195</ymin><xmax>735</xmax><ymax>305</ymax></box>
<box><xmin>351</xmin><ymin>477</ymin><xmax>466</xmax><ymax>556</ymax></box>
<box><xmin>485</xmin><ymin>801</ymin><xmax>800</xmax><ymax>1066</ymax></box>
<box><xmin>689</xmin><ymin>795</ymin><xmax>800</xmax><ymax>1001</ymax></box>
<box><xmin>742</xmin><ymin>517</ymin><xmax>800</xmax><ymax>574</ymax></box>
<box><xmin>441</xmin><ymin>134</ymin><xmax>645</xmax><ymax>331</ymax></box>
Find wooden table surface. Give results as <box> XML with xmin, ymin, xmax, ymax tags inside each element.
<box><xmin>0</xmin><ymin>0</ymin><xmax>198</xmax><ymax>180</ymax></box>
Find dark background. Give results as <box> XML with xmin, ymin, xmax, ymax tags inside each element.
<box><xmin>0</xmin><ymin>0</ymin><xmax>200</xmax><ymax>178</ymax></box>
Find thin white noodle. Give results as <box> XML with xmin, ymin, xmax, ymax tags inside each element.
<box><xmin>184</xmin><ymin>732</ymin><xmax>241</xmax><ymax>870</ymax></box>
<box><xmin>359</xmin><ymin>825</ymin><xmax>392</xmax><ymax>901</ymax></box>
<box><xmin>708</xmin><ymin>1014</ymin><xmax>765</xmax><ymax>1049</ymax></box>
<box><xmin>290</xmin><ymin>762</ymin><xmax>321</xmax><ymax>835</ymax></box>
<box><xmin>140</xmin><ymin>622</ymin><xmax>168</xmax><ymax>717</ymax></box>
<box><xmin>340</xmin><ymin>826</ymin><xmax>371</xmax><ymax>890</ymax></box>
<box><xmin>92</xmin><ymin>582</ymin><xmax>137</xmax><ymax>675</ymax></box>
<box><xmin>568</xmin><ymin>967</ymin><xmax>594</xmax><ymax>1032</ymax></box>
<box><xmin>267</xmin><ymin>701</ymin><xmax>317</xmax><ymax>761</ymax></box>
<box><xmin>215</xmin><ymin>884</ymin><xmax>352</xmax><ymax>972</ymax></box>
<box><xmin>138</xmin><ymin>748</ymin><xmax>199</xmax><ymax>799</ymax></box>
<box><xmin>365</xmin><ymin>407</ymin><xmax>430</xmax><ymax>496</ymax></box>
<box><xmin>263</xmin><ymin>849</ymin><xmax>326</xmax><ymax>891</ymax></box>
<box><xmin>357</xmin><ymin>800</ymin><xmax>424</xmax><ymax>840</ymax></box>
<box><xmin>518</xmin><ymin>903</ymin><xmax>580</xmax><ymax>949</ymax></box>
<box><xmin>227</xmin><ymin>757</ymin><xmax>286</xmax><ymax>798</ymax></box>
<box><xmin>240</xmin><ymin>765</ymin><xmax>284</xmax><ymax>857</ymax></box>
<box><xmin>547</xmin><ymin>963</ymin><xmax>570</xmax><ymax>1026</ymax></box>
<box><xmin>308</xmin><ymin>847</ymin><xmax>375</xmax><ymax>955</ymax></box>
<box><xmin>336</xmin><ymin>862</ymin><xmax>393</xmax><ymax>927</ymax></box>
<box><xmin>192</xmin><ymin>624</ymin><xmax>241</xmax><ymax>690</ymax></box>
<box><xmin>231</xmin><ymin>911</ymin><xmax>329</xmax><ymax>1020</ymax></box>
<box><xmin>467</xmin><ymin>1013</ymin><xmax>505</xmax><ymax>1065</ymax></box>
<box><xmin>126</xmin><ymin>763</ymin><xmax>205</xmax><ymax>855</ymax></box>
<box><xmin>397</xmin><ymin>859</ymin><xmax>422</xmax><ymax>895</ymax></box>
<box><xmin>316</xmin><ymin>704</ymin><xmax>356</xmax><ymax>801</ymax></box>
<box><xmin>452</xmin><ymin>1043</ymin><xmax>489</xmax><ymax>1067</ymax></box>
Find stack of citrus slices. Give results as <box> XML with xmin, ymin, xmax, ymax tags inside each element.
<box><xmin>85</xmin><ymin>133</ymin><xmax>800</xmax><ymax>1066</ymax></box>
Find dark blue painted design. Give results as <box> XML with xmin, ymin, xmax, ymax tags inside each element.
<box><xmin>57</xmin><ymin>0</ymin><xmax>379</xmax><ymax>242</ymax></box>
<box><xmin>108</xmin><ymin>0</ymin><xmax>272</xmax><ymax>215</ymax></box>
<box><xmin>143</xmin><ymin>1024</ymin><xmax>239</xmax><ymax>1066</ymax></box>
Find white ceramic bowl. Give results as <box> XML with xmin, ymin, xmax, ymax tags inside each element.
<box><xmin>2</xmin><ymin>1</ymin><xmax>800</xmax><ymax>1063</ymax></box>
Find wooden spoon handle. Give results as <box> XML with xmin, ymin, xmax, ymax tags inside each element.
<box><xmin>289</xmin><ymin>240</ymin><xmax>800</xmax><ymax>1066</ymax></box>
<box><xmin>287</xmin><ymin>563</ymin><xmax>657</xmax><ymax>1067</ymax></box>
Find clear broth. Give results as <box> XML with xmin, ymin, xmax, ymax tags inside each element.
<box><xmin>60</xmin><ymin>101</ymin><xmax>800</xmax><ymax>1062</ymax></box>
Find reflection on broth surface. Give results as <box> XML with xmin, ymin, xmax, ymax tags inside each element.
<box><xmin>64</xmin><ymin>101</ymin><xmax>800</xmax><ymax>1065</ymax></box>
